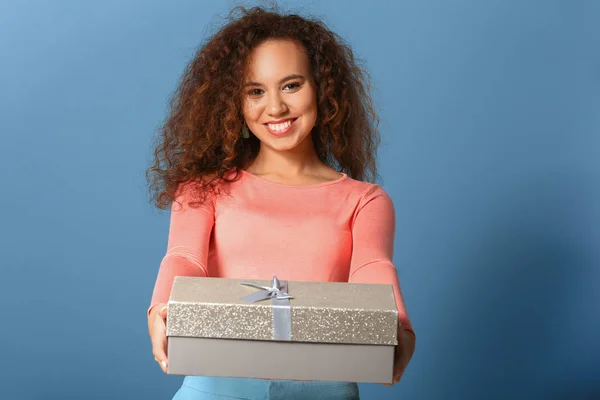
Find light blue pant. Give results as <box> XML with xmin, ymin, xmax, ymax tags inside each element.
<box><xmin>172</xmin><ymin>376</ymin><xmax>360</xmax><ymax>400</ymax></box>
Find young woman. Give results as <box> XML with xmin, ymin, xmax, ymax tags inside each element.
<box><xmin>146</xmin><ymin>6</ymin><xmax>415</xmax><ymax>399</ymax></box>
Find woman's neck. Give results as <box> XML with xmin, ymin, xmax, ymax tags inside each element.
<box><xmin>241</xmin><ymin>131</ymin><xmax>343</xmax><ymax>185</ymax></box>
<box><xmin>245</xmin><ymin>138</ymin><xmax>326</xmax><ymax>177</ymax></box>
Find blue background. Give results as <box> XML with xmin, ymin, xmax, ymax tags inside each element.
<box><xmin>1</xmin><ymin>0</ymin><xmax>599</xmax><ymax>399</ymax></box>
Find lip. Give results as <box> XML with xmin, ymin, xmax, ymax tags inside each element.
<box><xmin>264</xmin><ymin>117</ymin><xmax>297</xmax><ymax>124</ymax></box>
<box><xmin>264</xmin><ymin>117</ymin><xmax>298</xmax><ymax>136</ymax></box>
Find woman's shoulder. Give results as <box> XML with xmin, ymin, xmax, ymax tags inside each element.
<box><xmin>342</xmin><ymin>174</ymin><xmax>390</xmax><ymax>198</ymax></box>
<box><xmin>342</xmin><ymin>178</ymin><xmax>395</xmax><ymax>216</ymax></box>
<box><xmin>172</xmin><ymin>171</ymin><xmax>235</xmax><ymax>210</ymax></box>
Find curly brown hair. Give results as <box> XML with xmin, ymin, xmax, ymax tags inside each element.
<box><xmin>146</xmin><ymin>5</ymin><xmax>380</xmax><ymax>209</ymax></box>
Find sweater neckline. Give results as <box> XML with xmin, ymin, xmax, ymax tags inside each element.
<box><xmin>239</xmin><ymin>169</ymin><xmax>348</xmax><ymax>188</ymax></box>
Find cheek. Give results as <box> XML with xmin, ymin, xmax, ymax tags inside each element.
<box><xmin>301</xmin><ymin>96</ymin><xmax>318</xmax><ymax>123</ymax></box>
<box><xmin>300</xmin><ymin>88</ymin><xmax>318</xmax><ymax>114</ymax></box>
<box><xmin>243</xmin><ymin>101</ymin><xmax>261</xmax><ymax>121</ymax></box>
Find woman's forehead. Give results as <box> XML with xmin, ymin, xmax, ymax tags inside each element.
<box><xmin>245</xmin><ymin>39</ymin><xmax>311</xmax><ymax>83</ymax></box>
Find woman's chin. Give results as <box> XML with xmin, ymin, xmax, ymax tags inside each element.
<box><xmin>258</xmin><ymin>134</ymin><xmax>313</xmax><ymax>153</ymax></box>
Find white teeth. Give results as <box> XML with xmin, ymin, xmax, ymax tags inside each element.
<box><xmin>267</xmin><ymin>119</ymin><xmax>293</xmax><ymax>131</ymax></box>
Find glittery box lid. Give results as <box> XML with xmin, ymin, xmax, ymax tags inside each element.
<box><xmin>166</xmin><ymin>277</ymin><xmax>399</xmax><ymax>346</ymax></box>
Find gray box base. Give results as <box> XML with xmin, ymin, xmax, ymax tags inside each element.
<box><xmin>168</xmin><ymin>337</ymin><xmax>395</xmax><ymax>384</ymax></box>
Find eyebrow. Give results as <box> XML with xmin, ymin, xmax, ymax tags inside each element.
<box><xmin>244</xmin><ymin>74</ymin><xmax>305</xmax><ymax>87</ymax></box>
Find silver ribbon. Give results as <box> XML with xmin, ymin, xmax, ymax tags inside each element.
<box><xmin>239</xmin><ymin>276</ymin><xmax>293</xmax><ymax>341</ymax></box>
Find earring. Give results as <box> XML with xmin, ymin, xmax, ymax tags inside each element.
<box><xmin>241</xmin><ymin>124</ymin><xmax>249</xmax><ymax>139</ymax></box>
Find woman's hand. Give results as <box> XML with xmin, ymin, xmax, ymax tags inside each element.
<box><xmin>383</xmin><ymin>327</ymin><xmax>416</xmax><ymax>386</ymax></box>
<box><xmin>385</xmin><ymin>339</ymin><xmax>406</xmax><ymax>385</ymax></box>
<box><xmin>148</xmin><ymin>303</ymin><xmax>169</xmax><ymax>374</ymax></box>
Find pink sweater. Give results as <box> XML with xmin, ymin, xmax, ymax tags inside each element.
<box><xmin>149</xmin><ymin>169</ymin><xmax>414</xmax><ymax>336</ymax></box>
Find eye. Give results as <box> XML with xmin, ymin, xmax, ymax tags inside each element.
<box><xmin>283</xmin><ymin>82</ymin><xmax>301</xmax><ymax>91</ymax></box>
<box><xmin>248</xmin><ymin>88</ymin><xmax>264</xmax><ymax>96</ymax></box>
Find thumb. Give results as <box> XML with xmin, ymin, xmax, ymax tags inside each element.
<box><xmin>159</xmin><ymin>305</ymin><xmax>168</xmax><ymax>320</ymax></box>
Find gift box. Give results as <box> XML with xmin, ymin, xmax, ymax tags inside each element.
<box><xmin>166</xmin><ymin>276</ymin><xmax>400</xmax><ymax>383</ymax></box>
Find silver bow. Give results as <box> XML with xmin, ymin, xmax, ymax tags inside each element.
<box><xmin>238</xmin><ymin>276</ymin><xmax>293</xmax><ymax>341</ymax></box>
<box><xmin>238</xmin><ymin>276</ymin><xmax>294</xmax><ymax>303</ymax></box>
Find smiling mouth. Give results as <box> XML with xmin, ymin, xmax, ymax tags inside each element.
<box><xmin>264</xmin><ymin>118</ymin><xmax>298</xmax><ymax>134</ymax></box>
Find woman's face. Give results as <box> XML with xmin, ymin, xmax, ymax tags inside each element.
<box><xmin>242</xmin><ymin>39</ymin><xmax>318</xmax><ymax>153</ymax></box>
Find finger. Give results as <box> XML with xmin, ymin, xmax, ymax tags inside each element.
<box><xmin>152</xmin><ymin>353</ymin><xmax>168</xmax><ymax>373</ymax></box>
<box><xmin>152</xmin><ymin>339</ymin><xmax>167</xmax><ymax>361</ymax></box>
<box><xmin>151</xmin><ymin>319</ymin><xmax>168</xmax><ymax>365</ymax></box>
<box><xmin>159</xmin><ymin>305</ymin><xmax>168</xmax><ymax>321</ymax></box>
<box><xmin>148</xmin><ymin>303</ymin><xmax>166</xmax><ymax>333</ymax></box>
<box><xmin>159</xmin><ymin>359</ymin><xmax>168</xmax><ymax>374</ymax></box>
<box><xmin>152</xmin><ymin>345</ymin><xmax>168</xmax><ymax>373</ymax></box>
<box><xmin>382</xmin><ymin>373</ymin><xmax>402</xmax><ymax>386</ymax></box>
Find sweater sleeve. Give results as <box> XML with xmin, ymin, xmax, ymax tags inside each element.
<box><xmin>147</xmin><ymin>183</ymin><xmax>214</xmax><ymax>316</ymax></box>
<box><xmin>347</xmin><ymin>185</ymin><xmax>415</xmax><ymax>338</ymax></box>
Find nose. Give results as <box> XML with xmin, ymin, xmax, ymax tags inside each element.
<box><xmin>266</xmin><ymin>91</ymin><xmax>288</xmax><ymax>116</ymax></box>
